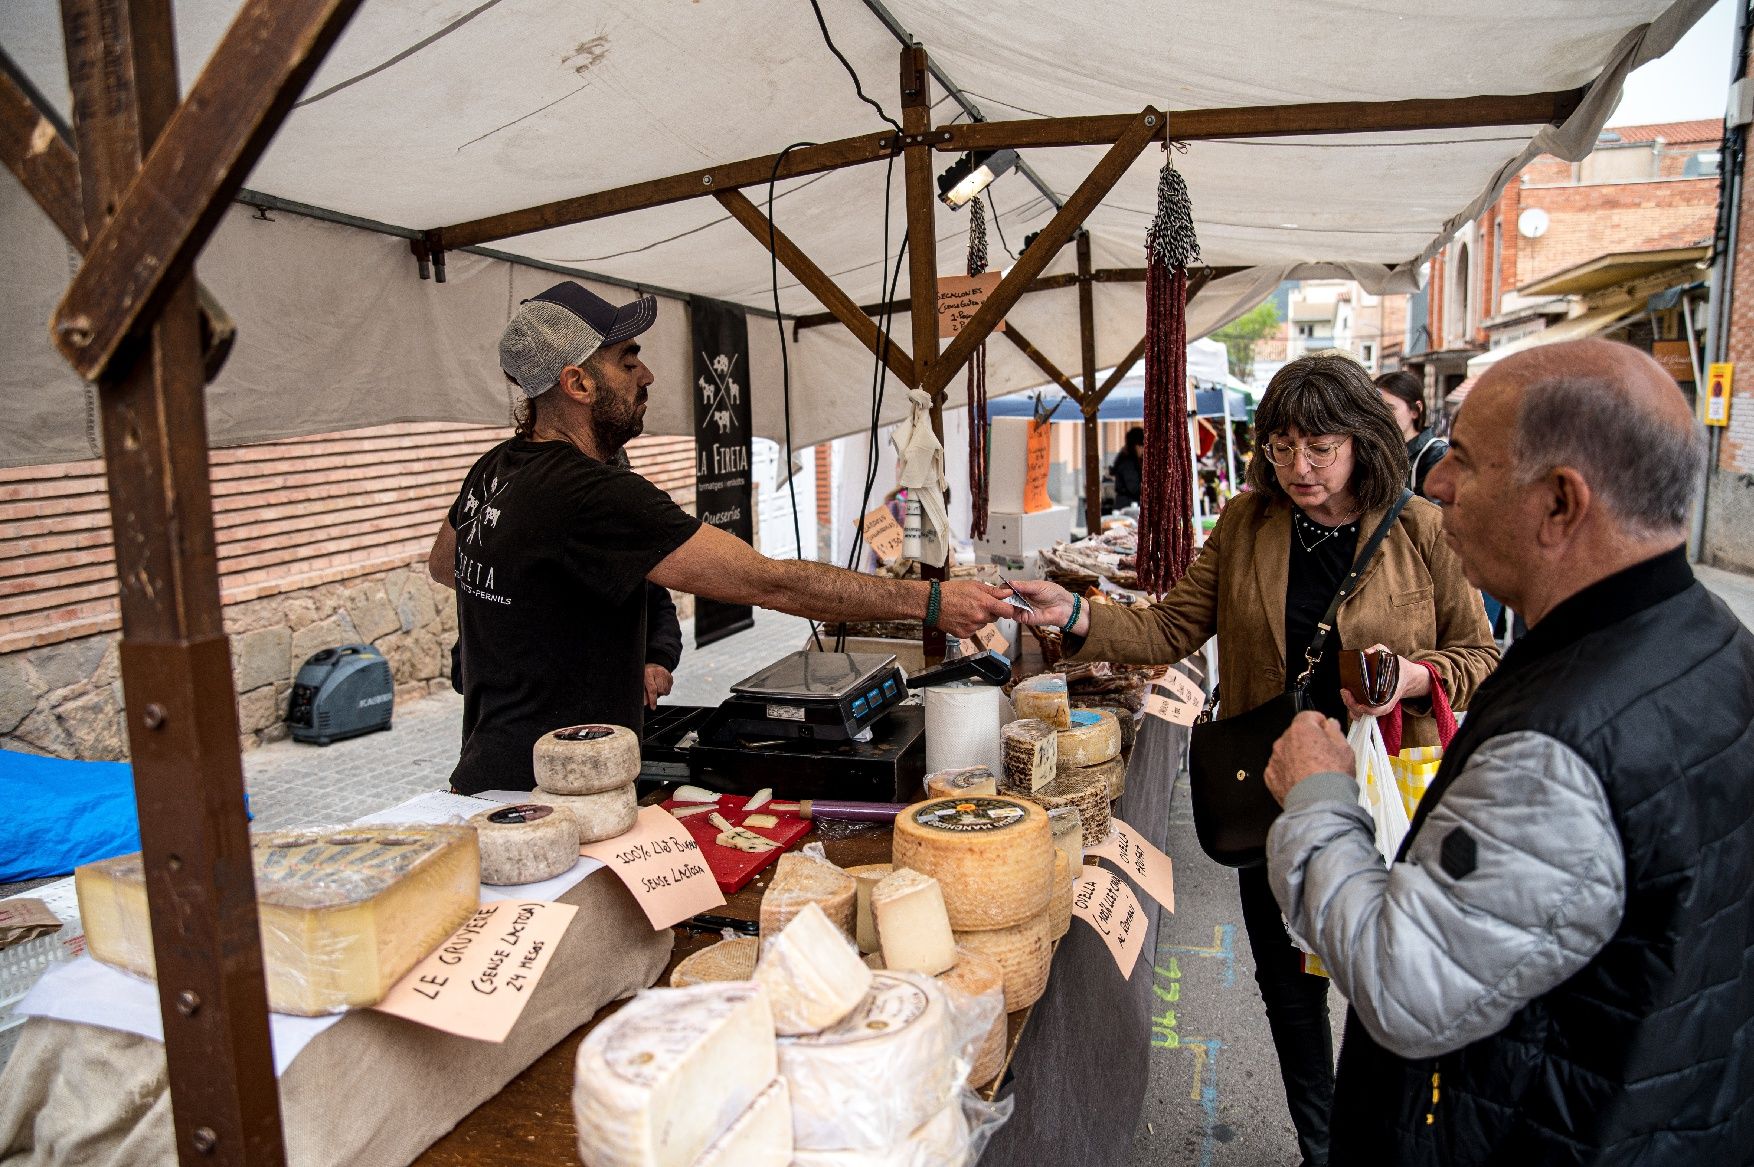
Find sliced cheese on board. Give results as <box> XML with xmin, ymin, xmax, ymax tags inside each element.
<box><xmin>529</xmin><ymin>783</ymin><xmax>638</xmax><ymax>843</ymax></box>
<box><xmin>1000</xmin><ymin>719</ymin><xmax>1058</xmax><ymax>794</ymax></box>
<box><xmin>1018</xmin><ymin>768</ymin><xmax>1110</xmax><ymax>847</ymax></box>
<box><xmin>845</xmin><ymin>863</ymin><xmax>893</xmax><ymax>955</ymax></box>
<box><xmin>77</xmin><ymin>825</ymin><xmax>479</xmax><ymax>1016</ymax></box>
<box><xmin>533</xmin><ymin>723</ymin><xmax>641</xmax><ymax>795</ymax></box>
<box><xmin>924</xmin><ymin>765</ymin><xmax>998</xmax><ymax>800</ymax></box>
<box><xmin>1010</xmin><ymin>674</ymin><xmax>1071</xmax><ymax>729</ymax></box>
<box><xmin>1056</xmin><ymin>709</ymin><xmax>1120</xmax><ymax>768</ymax></box>
<box><xmin>1047</xmin><ymin>806</ymin><xmax>1084</xmax><ymax>871</ymax></box>
<box><xmin>1049</xmin><ymin>850</ymin><xmax>1074</xmax><ymax>940</ymax></box>
<box><xmin>572</xmin><ymin>981</ymin><xmax>777</xmax><ymax>1167</ymax></box>
<box><xmin>471</xmin><ymin>803</ymin><xmax>578</xmax><ymax>885</ymax></box>
<box><xmin>759</xmin><ymin>852</ymin><xmax>857</xmax><ymax>942</ymax></box>
<box><xmin>695</xmin><ymin>1078</ymin><xmax>792</xmax><ymax>1167</ymax></box>
<box><xmin>936</xmin><ymin>947</ymin><xmax>1007</xmax><ymax>1087</ymax></box>
<box><xmin>789</xmin><ymin>1103</ymin><xmax>969</xmax><ymax>1167</ymax></box>
<box><xmin>670</xmin><ymin>935</ymin><xmax>761</xmax><ymax>988</ymax></box>
<box><xmin>891</xmin><ymin>797</ymin><xmax>1052</xmax><ymax>931</ymax></box>
<box><xmin>872</xmin><ymin>868</ymin><xmax>957</xmax><ymax>976</ymax></box>
<box><xmin>954</xmin><ymin>910</ymin><xmax>1053</xmax><ymax>1013</ymax></box>
<box><xmin>778</xmin><ymin>971</ymin><xmax>957</xmax><ymax>1151</ymax></box>
<box><xmin>755</xmin><ymin>901</ymin><xmax>873</xmax><ymax>1036</ymax></box>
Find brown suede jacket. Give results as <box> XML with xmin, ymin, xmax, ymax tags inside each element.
<box><xmin>1072</xmin><ymin>490</ymin><xmax>1497</xmax><ymax>747</ymax></box>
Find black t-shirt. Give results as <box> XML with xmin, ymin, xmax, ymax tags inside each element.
<box><xmin>1284</xmin><ymin>509</ymin><xmax>1358</xmax><ymax>723</ymax></box>
<box><xmin>446</xmin><ymin>438</ymin><xmax>701</xmax><ymax>794</ymax></box>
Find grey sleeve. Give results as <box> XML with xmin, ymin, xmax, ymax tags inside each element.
<box><xmin>1266</xmin><ymin>731</ymin><xmax>1626</xmax><ymax>1059</ymax></box>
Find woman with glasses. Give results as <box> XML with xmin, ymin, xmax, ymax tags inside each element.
<box><xmin>1009</xmin><ymin>351</ymin><xmax>1496</xmax><ymax>1167</ymax></box>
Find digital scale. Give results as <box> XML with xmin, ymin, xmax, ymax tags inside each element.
<box><xmin>715</xmin><ymin>651</ymin><xmax>908</xmax><ymax>741</ymax></box>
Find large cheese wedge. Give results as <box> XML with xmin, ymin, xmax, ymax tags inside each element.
<box><xmin>891</xmin><ymin>797</ymin><xmax>1052</xmax><ymax>931</ymax></box>
<box><xmin>755</xmin><ymin>901</ymin><xmax>873</xmax><ymax>1035</ymax></box>
<box><xmin>573</xmin><ymin>981</ymin><xmax>777</xmax><ymax>1167</ymax></box>
<box><xmin>844</xmin><ymin>863</ymin><xmax>893</xmax><ymax>955</ymax></box>
<box><xmin>789</xmin><ymin>1103</ymin><xmax>969</xmax><ymax>1167</ymax></box>
<box><xmin>778</xmin><ymin>971</ymin><xmax>957</xmax><ymax>1151</ymax></box>
<box><xmin>77</xmin><ymin>825</ymin><xmax>478</xmax><ymax>1016</ymax></box>
<box><xmin>936</xmin><ymin>947</ymin><xmax>1007</xmax><ymax>1087</ymax></box>
<box><xmin>670</xmin><ymin>935</ymin><xmax>760</xmax><ymax>987</ymax></box>
<box><xmin>1010</xmin><ymin>674</ymin><xmax>1070</xmax><ymax>729</ymax></box>
<box><xmin>925</xmin><ymin>765</ymin><xmax>998</xmax><ymax>800</ymax></box>
<box><xmin>1047</xmin><ymin>806</ymin><xmax>1084</xmax><ymax>871</ymax></box>
<box><xmin>1055</xmin><ymin>709</ymin><xmax>1120</xmax><ymax>768</ymax></box>
<box><xmin>759</xmin><ymin>852</ymin><xmax>857</xmax><ymax>943</ymax></box>
<box><xmin>872</xmin><ymin>868</ymin><xmax>957</xmax><ymax>976</ymax></box>
<box><xmin>954</xmin><ymin>910</ymin><xmax>1053</xmax><ymax>1012</ymax></box>
<box><xmin>533</xmin><ymin>723</ymin><xmax>641</xmax><ymax>794</ymax></box>
<box><xmin>1018</xmin><ymin>768</ymin><xmax>1110</xmax><ymax>847</ymax></box>
<box><xmin>528</xmin><ymin>783</ymin><xmax>638</xmax><ymax>843</ymax></box>
<box><xmin>695</xmin><ymin>1077</ymin><xmax>792</xmax><ymax>1167</ymax></box>
<box><xmin>470</xmin><ymin>803</ymin><xmax>578</xmax><ymax>885</ymax></box>
<box><xmin>1049</xmin><ymin>850</ymin><xmax>1074</xmax><ymax>940</ymax></box>
<box><xmin>1000</xmin><ymin>719</ymin><xmax>1057</xmax><ymax>794</ymax></box>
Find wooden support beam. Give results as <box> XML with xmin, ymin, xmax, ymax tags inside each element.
<box><xmin>52</xmin><ymin>0</ymin><xmax>368</xmax><ymax>381</ymax></box>
<box><xmin>1077</xmin><ymin>233</ymin><xmax>1103</xmax><ymax>535</ymax></box>
<box><xmin>714</xmin><ymin>189</ymin><xmax>916</xmax><ymax>388</ymax></box>
<box><xmin>0</xmin><ymin>56</ymin><xmax>85</xmax><ymax>246</ymax></box>
<box><xmin>900</xmin><ymin>44</ymin><xmax>945</xmax><ymax>664</ymax></box>
<box><xmin>1000</xmin><ymin>324</ymin><xmax>1083</xmax><ymax>402</ymax></box>
<box><xmin>58</xmin><ymin>0</ymin><xmax>286</xmax><ymax>1163</ymax></box>
<box><xmin>936</xmin><ymin>89</ymin><xmax>1589</xmax><ymax>151</ymax></box>
<box><xmin>925</xmin><ymin>108</ymin><xmax>1161</xmax><ymax>399</ymax></box>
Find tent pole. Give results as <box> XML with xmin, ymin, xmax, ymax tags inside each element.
<box><xmin>900</xmin><ymin>43</ymin><xmax>946</xmax><ymax>663</ymax></box>
<box><xmin>1078</xmin><ymin>231</ymin><xmax>1103</xmax><ymax>535</ymax></box>
<box><xmin>1223</xmin><ymin>382</ymin><xmax>1238</xmax><ymax>497</ymax></box>
<box><xmin>57</xmin><ymin>0</ymin><xmax>291</xmax><ymax>1162</ymax></box>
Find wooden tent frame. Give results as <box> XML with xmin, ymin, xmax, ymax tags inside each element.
<box><xmin>0</xmin><ymin>3</ymin><xmax>1585</xmax><ymax>1161</ymax></box>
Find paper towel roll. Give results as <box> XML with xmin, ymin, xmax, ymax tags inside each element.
<box><xmin>925</xmin><ymin>683</ymin><xmax>1009</xmax><ymax>776</ymax></box>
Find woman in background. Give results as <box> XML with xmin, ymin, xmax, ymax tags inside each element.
<box><xmin>1375</xmin><ymin>370</ymin><xmax>1447</xmax><ymax>498</ymax></box>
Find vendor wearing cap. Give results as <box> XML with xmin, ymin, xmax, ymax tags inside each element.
<box><xmin>431</xmin><ymin>282</ymin><xmax>1013</xmax><ymax>795</ymax></box>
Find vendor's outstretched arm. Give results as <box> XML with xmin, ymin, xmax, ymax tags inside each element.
<box><xmin>648</xmin><ymin>523</ymin><xmax>1013</xmax><ymax>638</ymax></box>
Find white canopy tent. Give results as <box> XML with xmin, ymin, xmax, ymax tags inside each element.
<box><xmin>0</xmin><ymin>0</ymin><xmax>1715</xmax><ymax>468</ymax></box>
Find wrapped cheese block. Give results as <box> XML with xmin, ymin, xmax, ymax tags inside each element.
<box><xmin>953</xmin><ymin>911</ymin><xmax>1053</xmax><ymax>1012</ymax></box>
<box><xmin>670</xmin><ymin>935</ymin><xmax>760</xmax><ymax>988</ymax></box>
<box><xmin>573</xmin><ymin>981</ymin><xmax>778</xmax><ymax>1167</ymax></box>
<box><xmin>1000</xmin><ymin>719</ymin><xmax>1058</xmax><ymax>794</ymax></box>
<box><xmin>755</xmin><ymin>902</ymin><xmax>873</xmax><ymax>1036</ymax></box>
<box><xmin>789</xmin><ymin>1102</ymin><xmax>969</xmax><ymax>1167</ymax></box>
<box><xmin>1055</xmin><ymin>709</ymin><xmax>1120</xmax><ymax>769</ymax></box>
<box><xmin>533</xmin><ymin>723</ymin><xmax>641</xmax><ymax>794</ymax></box>
<box><xmin>759</xmin><ymin>852</ymin><xmax>857</xmax><ymax>943</ymax></box>
<box><xmin>925</xmin><ymin>765</ymin><xmax>999</xmax><ymax>800</ymax></box>
<box><xmin>470</xmin><ymin>803</ymin><xmax>579</xmax><ymax>885</ymax></box>
<box><xmin>694</xmin><ymin>1078</ymin><xmax>792</xmax><ymax>1167</ymax></box>
<box><xmin>77</xmin><ymin>825</ymin><xmax>479</xmax><ymax>1016</ymax></box>
<box><xmin>1049</xmin><ymin>850</ymin><xmax>1074</xmax><ymax>940</ymax></box>
<box><xmin>529</xmin><ymin>783</ymin><xmax>638</xmax><ymax>843</ymax></box>
<box><xmin>936</xmin><ymin>947</ymin><xmax>1007</xmax><ymax>1087</ymax></box>
<box><xmin>1010</xmin><ymin>674</ymin><xmax>1070</xmax><ymax>729</ymax></box>
<box><xmin>891</xmin><ymin>797</ymin><xmax>1053</xmax><ymax>931</ymax></box>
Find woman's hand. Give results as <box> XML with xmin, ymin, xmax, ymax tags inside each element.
<box><xmin>1340</xmin><ymin>643</ymin><xmax>1432</xmax><ymax>719</ymax></box>
<box><xmin>1004</xmin><ymin>579</ymin><xmax>1091</xmax><ymax>638</ymax></box>
<box><xmin>935</xmin><ymin>580</ymin><xmax>1020</xmax><ymax>638</ymax></box>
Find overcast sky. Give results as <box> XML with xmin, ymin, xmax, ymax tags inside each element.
<box><xmin>1613</xmin><ymin>0</ymin><xmax>1737</xmax><ymax>126</ymax></box>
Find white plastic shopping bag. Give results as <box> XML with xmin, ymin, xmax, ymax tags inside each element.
<box><xmin>1349</xmin><ymin>716</ymin><xmax>1411</xmax><ymax>865</ymax></box>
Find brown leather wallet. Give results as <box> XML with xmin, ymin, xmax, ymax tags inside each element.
<box><xmin>1340</xmin><ymin>648</ymin><xmax>1399</xmax><ymax>707</ymax></box>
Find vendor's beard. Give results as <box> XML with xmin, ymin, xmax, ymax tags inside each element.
<box><xmin>590</xmin><ymin>392</ymin><xmax>646</xmax><ymax>457</ymax></box>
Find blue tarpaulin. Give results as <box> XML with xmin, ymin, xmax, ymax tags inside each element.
<box><xmin>985</xmin><ymin>377</ymin><xmax>1254</xmax><ymax>422</ymax></box>
<box><xmin>0</xmin><ymin>749</ymin><xmax>140</xmax><ymax>882</ymax></box>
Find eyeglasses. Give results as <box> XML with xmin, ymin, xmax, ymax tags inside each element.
<box><xmin>1263</xmin><ymin>437</ymin><xmax>1349</xmax><ymax>468</ymax></box>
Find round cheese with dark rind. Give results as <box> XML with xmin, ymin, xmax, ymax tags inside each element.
<box><xmin>532</xmin><ymin>723</ymin><xmax>641</xmax><ymax>795</ymax></box>
<box><xmin>528</xmin><ymin>783</ymin><xmax>638</xmax><ymax>843</ymax></box>
<box><xmin>953</xmin><ymin>911</ymin><xmax>1052</xmax><ymax>1012</ymax></box>
<box><xmin>1017</xmin><ymin>768</ymin><xmax>1110</xmax><ymax>847</ymax></box>
<box><xmin>890</xmin><ymin>797</ymin><xmax>1053</xmax><ymax>931</ymax></box>
<box><xmin>470</xmin><ymin>803</ymin><xmax>579</xmax><ymax>885</ymax></box>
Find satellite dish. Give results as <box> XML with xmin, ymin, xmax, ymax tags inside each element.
<box><xmin>1518</xmin><ymin>208</ymin><xmax>1550</xmax><ymax>239</ymax></box>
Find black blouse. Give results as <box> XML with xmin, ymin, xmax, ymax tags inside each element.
<box><xmin>1284</xmin><ymin>508</ymin><xmax>1359</xmax><ymax>722</ymax></box>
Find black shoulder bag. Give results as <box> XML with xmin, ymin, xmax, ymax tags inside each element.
<box><xmin>1186</xmin><ymin>490</ymin><xmax>1412</xmax><ymax>867</ymax></box>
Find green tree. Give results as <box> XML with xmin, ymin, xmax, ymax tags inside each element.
<box><xmin>1212</xmin><ymin>301</ymin><xmax>1281</xmax><ymax>381</ymax></box>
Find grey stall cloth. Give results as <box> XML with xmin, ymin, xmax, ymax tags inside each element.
<box><xmin>0</xmin><ymin>869</ymin><xmax>672</xmax><ymax>1167</ymax></box>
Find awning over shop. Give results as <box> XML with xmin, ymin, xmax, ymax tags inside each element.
<box><xmin>1516</xmin><ymin>246</ymin><xmax>1711</xmax><ymax>297</ymax></box>
<box><xmin>1465</xmin><ymin>302</ymin><xmax>1641</xmax><ymax>376</ymax></box>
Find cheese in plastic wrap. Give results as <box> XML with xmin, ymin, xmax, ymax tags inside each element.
<box><xmin>75</xmin><ymin>824</ymin><xmax>480</xmax><ymax>1016</ymax></box>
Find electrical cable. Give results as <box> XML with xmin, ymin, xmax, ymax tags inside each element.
<box><xmin>807</xmin><ymin>0</ymin><xmax>903</xmax><ymax>133</ymax></box>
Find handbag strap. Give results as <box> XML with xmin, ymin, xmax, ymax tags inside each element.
<box><xmin>1381</xmin><ymin>661</ymin><xmax>1457</xmax><ymax>755</ymax></box>
<box><xmin>1294</xmin><ymin>489</ymin><xmax>1414</xmax><ymax>690</ymax></box>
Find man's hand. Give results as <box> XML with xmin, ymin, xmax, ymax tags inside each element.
<box><xmin>1266</xmin><ymin>712</ymin><xmax>1354</xmax><ymax>806</ymax></box>
<box><xmin>1005</xmin><ymin>579</ymin><xmax>1079</xmax><ymax>631</ymax></box>
<box><xmin>1338</xmin><ymin>642</ymin><xmax>1433</xmax><ymax>720</ymax></box>
<box><xmin>643</xmin><ymin>664</ymin><xmax>674</xmax><ymax>710</ymax></box>
<box><xmin>935</xmin><ymin>580</ymin><xmax>1019</xmax><ymax>638</ymax></box>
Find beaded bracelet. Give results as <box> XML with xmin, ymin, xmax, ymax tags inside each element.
<box><xmin>1061</xmin><ymin>593</ymin><xmax>1082</xmax><ymax>637</ymax></box>
<box><xmin>924</xmin><ymin>579</ymin><xmax>942</xmax><ymax>629</ymax></box>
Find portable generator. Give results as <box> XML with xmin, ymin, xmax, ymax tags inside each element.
<box><xmin>288</xmin><ymin>643</ymin><xmax>394</xmax><ymax>745</ymax></box>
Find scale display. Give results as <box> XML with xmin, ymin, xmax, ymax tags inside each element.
<box><xmin>719</xmin><ymin>650</ymin><xmax>906</xmax><ymax>740</ymax></box>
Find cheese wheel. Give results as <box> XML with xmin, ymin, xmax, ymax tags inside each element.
<box><xmin>529</xmin><ymin>783</ymin><xmax>638</xmax><ymax>843</ymax></box>
<box><xmin>1047</xmin><ymin>806</ymin><xmax>1084</xmax><ymax>871</ymax></box>
<box><xmin>1010</xmin><ymin>674</ymin><xmax>1070</xmax><ymax>729</ymax></box>
<box><xmin>953</xmin><ymin>910</ymin><xmax>1053</xmax><ymax>1012</ymax></box>
<box><xmin>755</xmin><ymin>901</ymin><xmax>873</xmax><ymax>1035</ymax></box>
<box><xmin>1000</xmin><ymin>719</ymin><xmax>1058</xmax><ymax>794</ymax></box>
<box><xmin>844</xmin><ymin>863</ymin><xmax>893</xmax><ymax>954</ymax></box>
<box><xmin>760</xmin><ymin>853</ymin><xmax>857</xmax><ymax>942</ymax></box>
<box><xmin>1055</xmin><ymin>709</ymin><xmax>1120</xmax><ymax>768</ymax></box>
<box><xmin>890</xmin><ymin>797</ymin><xmax>1053</xmax><ymax>931</ymax></box>
<box><xmin>936</xmin><ymin>947</ymin><xmax>1007</xmax><ymax>1087</ymax></box>
<box><xmin>695</xmin><ymin>1078</ymin><xmax>792</xmax><ymax>1167</ymax></box>
<box><xmin>1018</xmin><ymin>768</ymin><xmax>1110</xmax><ymax>847</ymax></box>
<box><xmin>789</xmin><ymin>1102</ymin><xmax>969</xmax><ymax>1167</ymax></box>
<box><xmin>670</xmin><ymin>936</ymin><xmax>760</xmax><ymax>987</ymax></box>
<box><xmin>572</xmin><ymin>981</ymin><xmax>777</xmax><ymax>1167</ymax></box>
<box><xmin>872</xmin><ymin>868</ymin><xmax>957</xmax><ymax>976</ymax></box>
<box><xmin>533</xmin><ymin>723</ymin><xmax>641</xmax><ymax>794</ymax></box>
<box><xmin>470</xmin><ymin>803</ymin><xmax>579</xmax><ymax>885</ymax></box>
<box><xmin>777</xmin><ymin>971</ymin><xmax>957</xmax><ymax>1151</ymax></box>
<box><xmin>1072</xmin><ymin>697</ymin><xmax>1136</xmax><ymax>752</ymax></box>
<box><xmin>1049</xmin><ymin>850</ymin><xmax>1073</xmax><ymax>940</ymax></box>
<box><xmin>925</xmin><ymin>765</ymin><xmax>998</xmax><ymax>800</ymax></box>
<box><xmin>1067</xmin><ymin>756</ymin><xmax>1127</xmax><ymax>802</ymax></box>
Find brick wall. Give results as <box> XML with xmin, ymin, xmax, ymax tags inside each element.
<box><xmin>1513</xmin><ymin>178</ymin><xmax>1718</xmax><ymax>286</ymax></box>
<box><xmin>1708</xmin><ymin>47</ymin><xmax>1754</xmax><ymax>572</ymax></box>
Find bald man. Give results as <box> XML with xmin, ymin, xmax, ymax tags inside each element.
<box><xmin>1261</xmin><ymin>340</ymin><xmax>1754</xmax><ymax>1166</ymax></box>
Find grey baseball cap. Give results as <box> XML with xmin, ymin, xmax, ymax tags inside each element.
<box><xmin>498</xmin><ymin>282</ymin><xmax>658</xmax><ymax>397</ymax></box>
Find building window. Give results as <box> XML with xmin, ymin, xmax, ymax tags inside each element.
<box><xmin>1361</xmin><ymin>343</ymin><xmax>1375</xmax><ymax>369</ymax></box>
<box><xmin>1683</xmin><ymin>151</ymin><xmax>1722</xmax><ymax>178</ymax></box>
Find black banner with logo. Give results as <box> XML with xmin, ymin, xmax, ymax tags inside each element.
<box><xmin>691</xmin><ymin>297</ymin><xmax>755</xmax><ymax>648</ymax></box>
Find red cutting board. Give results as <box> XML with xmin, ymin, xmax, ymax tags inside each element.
<box><xmin>661</xmin><ymin>794</ymin><xmax>811</xmax><ymax>894</ymax></box>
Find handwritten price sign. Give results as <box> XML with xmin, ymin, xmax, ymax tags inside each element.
<box><xmin>1087</xmin><ymin>817</ymin><xmax>1175</xmax><ymax>912</ymax></box>
<box><xmin>580</xmin><ymin>806</ymin><xmax>725</xmax><ymax>929</ymax></box>
<box><xmin>1072</xmin><ymin>865</ymin><xmax>1145</xmax><ymax>978</ymax></box>
<box><xmin>862</xmin><ymin>506</ymin><xmax>906</xmax><ymax>563</ymax></box>
<box><xmin>1143</xmin><ymin>668</ymin><xmax>1204</xmax><ymax>726</ymax></box>
<box><xmin>960</xmin><ymin>623</ymin><xmax>1009</xmax><ymax>657</ymax></box>
<box><xmin>374</xmin><ymin>899</ymin><xmax>577</xmax><ymax>1043</ymax></box>
<box><xmin>936</xmin><ymin>272</ymin><xmax>1004</xmax><ymax>337</ymax></box>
